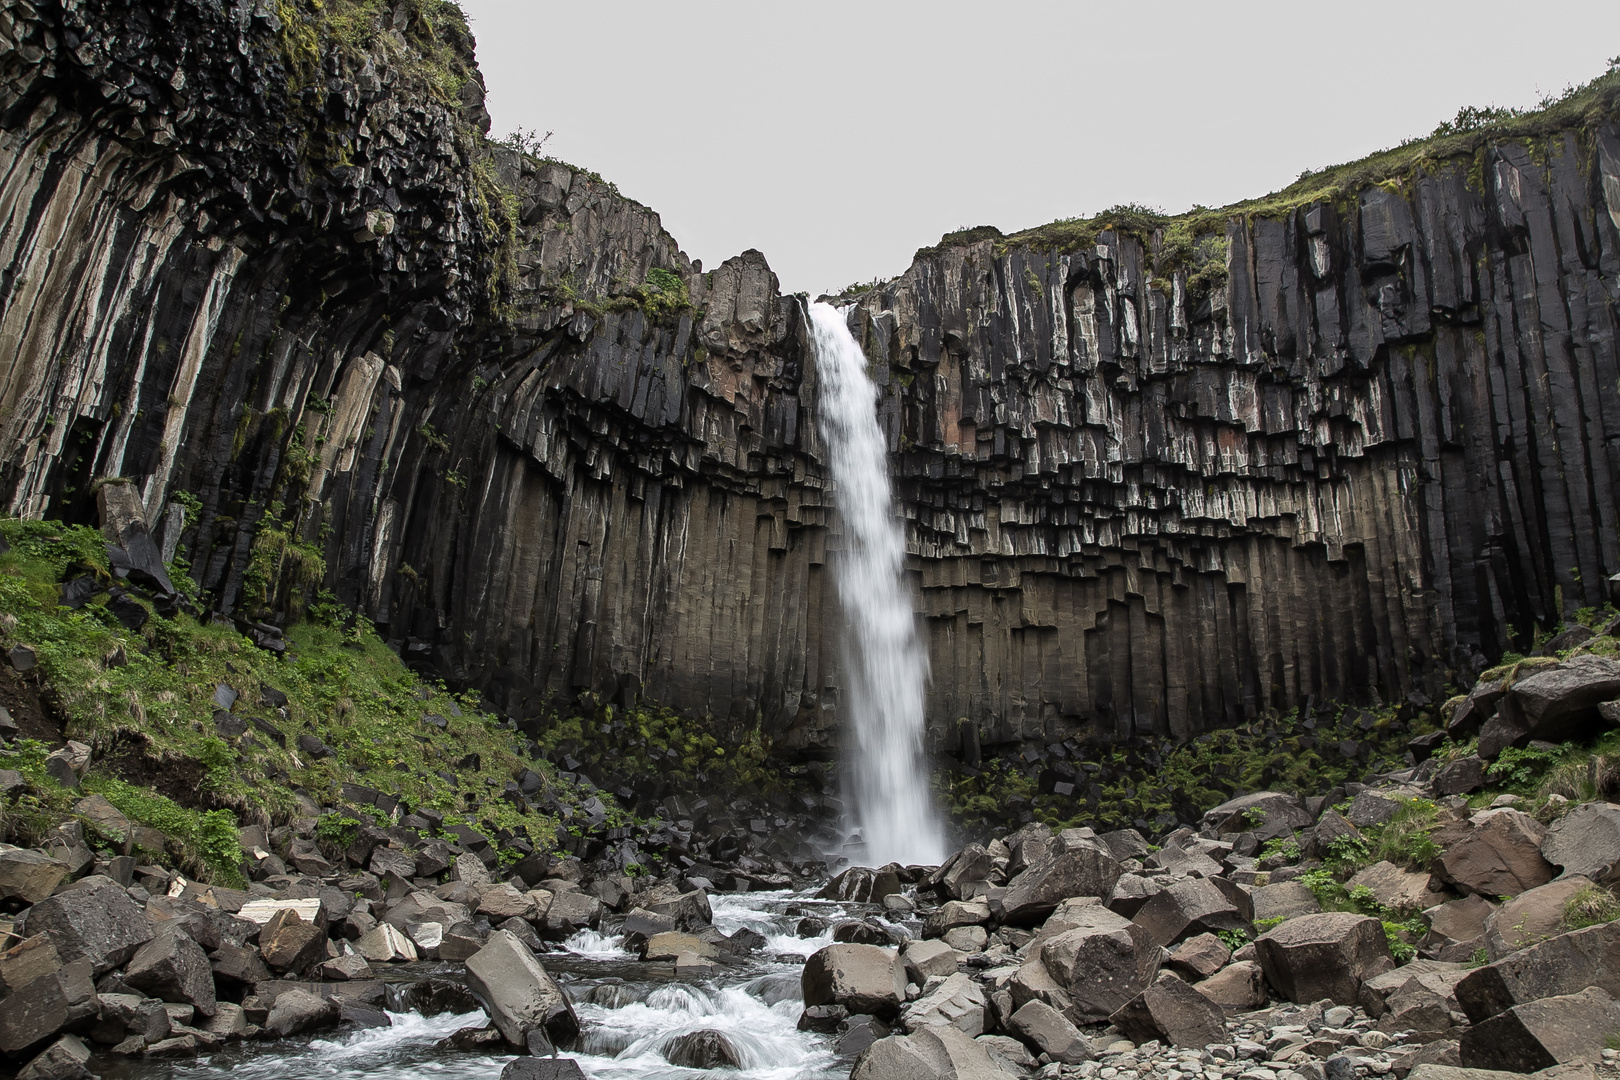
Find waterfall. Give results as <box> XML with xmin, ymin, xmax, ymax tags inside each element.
<box><xmin>806</xmin><ymin>301</ymin><xmax>945</xmax><ymax>868</ymax></box>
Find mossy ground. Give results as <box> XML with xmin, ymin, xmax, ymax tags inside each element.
<box><xmin>0</xmin><ymin>518</ymin><xmax>624</xmax><ymax>885</ymax></box>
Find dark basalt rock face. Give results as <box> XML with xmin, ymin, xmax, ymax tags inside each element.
<box><xmin>2</xmin><ymin>0</ymin><xmax>1619</xmax><ymax>759</ymax></box>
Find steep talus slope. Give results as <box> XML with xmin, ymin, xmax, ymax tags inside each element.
<box><xmin>2</xmin><ymin>0</ymin><xmax>1619</xmax><ymax>762</ymax></box>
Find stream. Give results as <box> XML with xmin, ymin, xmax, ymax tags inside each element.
<box><xmin>104</xmin><ymin>890</ymin><xmax>890</xmax><ymax>1080</ymax></box>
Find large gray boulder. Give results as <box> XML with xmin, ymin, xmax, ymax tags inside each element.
<box><xmin>1454</xmin><ymin>919</ymin><xmax>1620</xmax><ymax>1022</ymax></box>
<box><xmin>0</xmin><ymin>958</ymin><xmax>96</xmax><ymax>1055</ymax></box>
<box><xmin>15</xmin><ymin>1033</ymin><xmax>92</xmax><ymax>1080</ymax></box>
<box><xmin>1541</xmin><ymin>801</ymin><xmax>1620</xmax><ymax>882</ymax></box>
<box><xmin>1254</xmin><ymin>911</ymin><xmax>1394</xmax><ymax>1005</ymax></box>
<box><xmin>1201</xmin><ymin>792</ymin><xmax>1312</xmax><ymax>835</ymax></box>
<box><xmin>263</xmin><ymin>989</ymin><xmax>340</xmax><ymax>1037</ymax></box>
<box><xmin>1482</xmin><ymin>876</ymin><xmax>1595</xmax><ymax>958</ymax></box>
<box><xmin>850</xmin><ymin>1025</ymin><xmax>1020</xmax><ymax>1080</ymax></box>
<box><xmin>1460</xmin><ymin>985</ymin><xmax>1620</xmax><ymax>1071</ymax></box>
<box><xmin>1007</xmin><ymin>999</ymin><xmax>1091</xmax><ymax>1064</ymax></box>
<box><xmin>1433</xmin><ymin>808</ymin><xmax>1555</xmax><ymax>898</ymax></box>
<box><xmin>18</xmin><ymin>877</ymin><xmax>153</xmax><ymax>974</ymax></box>
<box><xmin>999</xmin><ymin>835</ymin><xmax>1121</xmax><ymax>926</ymax></box>
<box><xmin>464</xmin><ymin>930</ymin><xmax>580</xmax><ymax>1047</ymax></box>
<box><xmin>1194</xmin><ymin>960</ymin><xmax>1267</xmax><ymax>1011</ymax></box>
<box><xmin>0</xmin><ymin>848</ymin><xmax>69</xmax><ymax>904</ymax></box>
<box><xmin>802</xmin><ymin>944</ymin><xmax>907</xmax><ymax>1021</ymax></box>
<box><xmin>899</xmin><ymin>972</ymin><xmax>987</xmax><ymax>1036</ymax></box>
<box><xmin>1038</xmin><ymin>906</ymin><xmax>1160</xmax><ymax>1019</ymax></box>
<box><xmin>1499</xmin><ymin>655</ymin><xmax>1620</xmax><ymax>745</ymax></box>
<box><xmin>1250</xmin><ymin>881</ymin><xmax>1321</xmax><ymax>923</ymax></box>
<box><xmin>1109</xmin><ymin>972</ymin><xmax>1227</xmax><ymax>1049</ymax></box>
<box><xmin>1130</xmin><ymin>877</ymin><xmax>1245</xmax><ymax>947</ymax></box>
<box><xmin>123</xmin><ymin>925</ymin><xmax>216</xmax><ymax>1017</ymax></box>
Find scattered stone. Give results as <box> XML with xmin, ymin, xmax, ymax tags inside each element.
<box><xmin>1194</xmin><ymin>959</ymin><xmax>1267</xmax><ymax>1011</ymax></box>
<box><xmin>898</xmin><ymin>972</ymin><xmax>987</xmax><ymax>1036</ymax></box>
<box><xmin>15</xmin><ymin>1033</ymin><xmax>92</xmax><ymax>1080</ymax></box>
<box><xmin>1039</xmin><ymin>905</ymin><xmax>1161</xmax><ymax>1018</ymax></box>
<box><xmin>0</xmin><ymin>848</ymin><xmax>69</xmax><ymax>904</ymax></box>
<box><xmin>1434</xmin><ymin>808</ymin><xmax>1555</xmax><ymax>898</ymax></box>
<box><xmin>999</xmin><ymin>836</ymin><xmax>1122</xmax><ymax>925</ymax></box>
<box><xmin>19</xmin><ymin>877</ymin><xmax>154</xmax><ymax>974</ymax></box>
<box><xmin>263</xmin><ymin>989</ymin><xmax>340</xmax><ymax>1038</ymax></box>
<box><xmin>1166</xmin><ymin>932</ymin><xmax>1231</xmax><ymax>980</ymax></box>
<box><xmin>500</xmin><ymin>1059</ymin><xmax>588</xmax><ymax>1080</ymax></box>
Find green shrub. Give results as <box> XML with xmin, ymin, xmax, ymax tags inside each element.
<box><xmin>1562</xmin><ymin>882</ymin><xmax>1620</xmax><ymax>930</ymax></box>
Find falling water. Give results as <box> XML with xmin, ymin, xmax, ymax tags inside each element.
<box><xmin>806</xmin><ymin>301</ymin><xmax>945</xmax><ymax>867</ymax></box>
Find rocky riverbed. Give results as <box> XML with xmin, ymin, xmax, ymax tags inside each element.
<box><xmin>11</xmin><ymin>642</ymin><xmax>1620</xmax><ymax>1080</ymax></box>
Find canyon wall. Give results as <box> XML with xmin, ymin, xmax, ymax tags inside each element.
<box><xmin>3</xmin><ymin>0</ymin><xmax>1619</xmax><ymax>760</ymax></box>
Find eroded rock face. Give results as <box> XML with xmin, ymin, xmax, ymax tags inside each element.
<box><xmin>0</xmin><ymin>0</ymin><xmax>1615</xmax><ymax>765</ymax></box>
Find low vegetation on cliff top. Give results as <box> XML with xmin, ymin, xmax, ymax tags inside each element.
<box><xmin>909</xmin><ymin>58</ymin><xmax>1620</xmax><ymax>288</ymax></box>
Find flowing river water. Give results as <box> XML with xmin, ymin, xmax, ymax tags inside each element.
<box><xmin>107</xmin><ymin>891</ymin><xmax>892</xmax><ymax>1080</ymax></box>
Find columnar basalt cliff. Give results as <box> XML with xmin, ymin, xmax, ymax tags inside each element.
<box><xmin>3</xmin><ymin>0</ymin><xmax>1619</xmax><ymax>762</ymax></box>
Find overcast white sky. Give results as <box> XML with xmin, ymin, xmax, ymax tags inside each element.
<box><xmin>460</xmin><ymin>1</ymin><xmax>1620</xmax><ymax>295</ymax></box>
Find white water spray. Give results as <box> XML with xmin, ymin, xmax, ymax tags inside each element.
<box><xmin>806</xmin><ymin>301</ymin><xmax>944</xmax><ymax>868</ymax></box>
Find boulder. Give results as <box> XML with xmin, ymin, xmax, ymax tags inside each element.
<box><xmin>463</xmin><ymin>930</ymin><xmax>580</xmax><ymax>1047</ymax></box>
<box><xmin>924</xmin><ymin>899</ymin><xmax>991</xmax><ymax>936</ymax></box>
<box><xmin>903</xmin><ymin>939</ymin><xmax>963</xmax><ymax>983</ymax></box>
<box><xmin>1433</xmin><ymin>756</ymin><xmax>1488</xmax><ymax>796</ymax></box>
<box><xmin>501</xmin><ymin>1060</ymin><xmax>588</xmax><ymax>1080</ymax></box>
<box><xmin>263</xmin><ymin>989</ymin><xmax>340</xmax><ymax>1038</ymax></box>
<box><xmin>999</xmin><ymin>838</ymin><xmax>1121</xmax><ymax>926</ymax></box>
<box><xmin>122</xmin><ymin>925</ymin><xmax>215</xmax><ymax>1017</ymax></box>
<box><xmin>1144</xmin><ymin>843</ymin><xmax>1224</xmax><ymax>879</ymax></box>
<box><xmin>1008</xmin><ymin>999</ymin><xmax>1091</xmax><ymax>1063</ymax></box>
<box><xmin>1345</xmin><ymin>792</ymin><xmax>1401</xmax><ymax>828</ymax></box>
<box><xmin>899</xmin><ymin>972</ymin><xmax>987</xmax><ymax>1036</ymax></box>
<box><xmin>237</xmin><ymin>897</ymin><xmax>325</xmax><ymax>927</ymax></box>
<box><xmin>802</xmin><ymin>944</ymin><xmax>907</xmax><ymax>1021</ymax></box>
<box><xmin>1194</xmin><ymin>960</ymin><xmax>1267</xmax><ymax>1011</ymax></box>
<box><xmin>1502</xmin><ymin>655</ymin><xmax>1620</xmax><ymax>744</ymax></box>
<box><xmin>541</xmin><ymin>890</ymin><xmax>603</xmax><ymax>936</ymax></box>
<box><xmin>0</xmin><ymin>934</ymin><xmax>63</xmax><ymax>995</ymax></box>
<box><xmin>15</xmin><ymin>1034</ymin><xmax>92</xmax><ymax>1080</ymax></box>
<box><xmin>1106</xmin><ymin>874</ymin><xmax>1164</xmax><ymax>919</ymax></box>
<box><xmin>1435</xmin><ymin>809</ymin><xmax>1555</xmax><ymax>898</ymax></box>
<box><xmin>664</xmin><ymin>1029</ymin><xmax>742</xmax><ymax>1068</ymax></box>
<box><xmin>934</xmin><ymin>845</ymin><xmax>998</xmax><ymax>901</ymax></box>
<box><xmin>1460</xmin><ymin>985</ymin><xmax>1620</xmax><ymax>1071</ymax></box>
<box><xmin>1202</xmin><ymin>792</ymin><xmax>1313</xmax><ymax>835</ymax></box>
<box><xmin>1359</xmin><ymin>959</ymin><xmax>1470</xmax><ymax>1018</ymax></box>
<box><xmin>640</xmin><ymin>888</ymin><xmax>712</xmax><ymax>931</ymax></box>
<box><xmin>0</xmin><ymin>959</ymin><xmax>96</xmax><ymax>1055</ymax></box>
<box><xmin>477</xmin><ymin>884</ymin><xmax>537</xmax><ymax>922</ymax></box>
<box><xmin>1251</xmin><ymin>881</ymin><xmax>1322</xmax><ymax>923</ymax></box>
<box><xmin>1254</xmin><ymin>912</ymin><xmax>1395</xmax><ymax>1005</ymax></box>
<box><xmin>1541</xmin><ymin>802</ymin><xmax>1620</xmax><ymax>882</ymax></box>
<box><xmin>1130</xmin><ymin>877</ymin><xmax>1245</xmax><ymax>947</ymax></box>
<box><xmin>1455</xmin><ymin>919</ymin><xmax>1620</xmax><ymax>1022</ymax></box>
<box><xmin>1166</xmin><ymin>933</ymin><xmax>1231</xmax><ymax>980</ymax></box>
<box><xmin>850</xmin><ymin>1024</ymin><xmax>1019</xmax><ymax>1080</ymax></box>
<box><xmin>356</xmin><ymin>922</ymin><xmax>419</xmax><ymax>963</ymax></box>
<box><xmin>1379</xmin><ymin>986</ymin><xmax>1459</xmax><ymax>1041</ymax></box>
<box><xmin>97</xmin><ymin>992</ymin><xmax>171</xmax><ymax>1045</ymax></box>
<box><xmin>18</xmin><ymin>878</ymin><xmax>153</xmax><ymax>974</ymax></box>
<box><xmin>320</xmin><ymin>954</ymin><xmax>373</xmax><ymax>980</ymax></box>
<box><xmin>1422</xmin><ymin>895</ymin><xmax>1497</xmax><ymax>959</ymax></box>
<box><xmin>1096</xmin><ymin>829</ymin><xmax>1153</xmax><ymax>863</ymax></box>
<box><xmin>818</xmin><ymin>865</ymin><xmax>902</xmax><ymax>904</ymax></box>
<box><xmin>209</xmin><ymin>942</ymin><xmax>271</xmax><ymax>988</ymax></box>
<box><xmin>1348</xmin><ymin>860</ymin><xmax>1447</xmax><ymax>914</ymax></box>
<box><xmin>640</xmin><ymin>932</ymin><xmax>716</xmax><ymax>962</ymax></box>
<box><xmin>0</xmin><ymin>848</ymin><xmax>69</xmax><ymax>904</ymax></box>
<box><xmin>1483</xmin><ymin>876</ymin><xmax>1596</xmax><ymax>958</ymax></box>
<box><xmin>1108</xmin><ymin>972</ymin><xmax>1227</xmax><ymax>1049</ymax></box>
<box><xmin>259</xmin><ymin>908</ymin><xmax>327</xmax><ymax>973</ymax></box>
<box><xmin>1038</xmin><ymin>906</ymin><xmax>1161</xmax><ymax>1018</ymax></box>
<box><xmin>941</xmin><ymin>926</ymin><xmax>987</xmax><ymax>953</ymax></box>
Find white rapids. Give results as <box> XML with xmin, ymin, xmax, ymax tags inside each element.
<box><xmin>806</xmin><ymin>300</ymin><xmax>946</xmax><ymax>868</ymax></box>
<box><xmin>119</xmin><ymin>890</ymin><xmax>871</xmax><ymax>1080</ymax></box>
